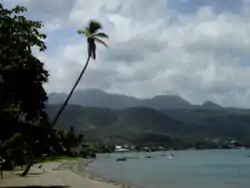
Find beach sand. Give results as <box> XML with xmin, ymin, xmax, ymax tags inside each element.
<box><xmin>0</xmin><ymin>159</ymin><xmax>136</xmax><ymax>188</ymax></box>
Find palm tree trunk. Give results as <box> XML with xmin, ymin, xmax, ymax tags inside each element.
<box><xmin>21</xmin><ymin>159</ymin><xmax>33</xmax><ymax>177</ymax></box>
<box><xmin>21</xmin><ymin>56</ymin><xmax>91</xmax><ymax>177</ymax></box>
<box><xmin>51</xmin><ymin>55</ymin><xmax>91</xmax><ymax>127</ymax></box>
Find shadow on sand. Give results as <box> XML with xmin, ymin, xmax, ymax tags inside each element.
<box><xmin>7</xmin><ymin>186</ymin><xmax>69</xmax><ymax>188</ymax></box>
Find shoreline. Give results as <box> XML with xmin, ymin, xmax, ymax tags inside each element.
<box><xmin>65</xmin><ymin>158</ymin><xmax>141</xmax><ymax>188</ymax></box>
<box><xmin>0</xmin><ymin>159</ymin><xmax>138</xmax><ymax>188</ymax></box>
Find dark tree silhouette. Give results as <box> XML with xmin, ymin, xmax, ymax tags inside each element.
<box><xmin>0</xmin><ymin>3</ymin><xmax>49</xmax><ymax>176</ymax></box>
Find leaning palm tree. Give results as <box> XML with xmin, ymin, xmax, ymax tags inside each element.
<box><xmin>51</xmin><ymin>20</ymin><xmax>108</xmax><ymax>127</ymax></box>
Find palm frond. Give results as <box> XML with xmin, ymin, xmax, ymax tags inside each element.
<box><xmin>93</xmin><ymin>32</ymin><xmax>109</xmax><ymax>39</ymax></box>
<box><xmin>94</xmin><ymin>37</ymin><xmax>108</xmax><ymax>48</ymax></box>
<box><xmin>88</xmin><ymin>20</ymin><xmax>102</xmax><ymax>34</ymax></box>
<box><xmin>77</xmin><ymin>29</ymin><xmax>92</xmax><ymax>38</ymax></box>
<box><xmin>77</xmin><ymin>30</ymin><xmax>84</xmax><ymax>34</ymax></box>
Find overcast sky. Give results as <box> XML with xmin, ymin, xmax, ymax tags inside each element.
<box><xmin>3</xmin><ymin>0</ymin><xmax>250</xmax><ymax>107</ymax></box>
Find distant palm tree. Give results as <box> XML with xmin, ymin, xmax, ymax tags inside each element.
<box><xmin>52</xmin><ymin>20</ymin><xmax>108</xmax><ymax>127</ymax></box>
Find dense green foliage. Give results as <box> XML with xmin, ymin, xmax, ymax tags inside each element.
<box><xmin>0</xmin><ymin>3</ymin><xmax>83</xmax><ymax>174</ymax></box>
<box><xmin>0</xmin><ymin>3</ymin><xmax>50</xmax><ymax>172</ymax></box>
<box><xmin>47</xmin><ymin>105</ymin><xmax>250</xmax><ymax>148</ymax></box>
<box><xmin>0</xmin><ymin>4</ymin><xmax>48</xmax><ymax>120</ymax></box>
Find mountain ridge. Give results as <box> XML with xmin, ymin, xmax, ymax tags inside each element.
<box><xmin>48</xmin><ymin>89</ymin><xmax>224</xmax><ymax>110</ymax></box>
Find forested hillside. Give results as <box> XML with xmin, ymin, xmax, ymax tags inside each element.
<box><xmin>47</xmin><ymin>105</ymin><xmax>250</xmax><ymax>148</ymax></box>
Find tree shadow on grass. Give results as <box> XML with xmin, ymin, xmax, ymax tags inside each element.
<box><xmin>8</xmin><ymin>186</ymin><xmax>69</xmax><ymax>188</ymax></box>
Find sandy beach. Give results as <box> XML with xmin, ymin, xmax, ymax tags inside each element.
<box><xmin>0</xmin><ymin>159</ymin><xmax>136</xmax><ymax>188</ymax></box>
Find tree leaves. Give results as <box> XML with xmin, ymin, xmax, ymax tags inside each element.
<box><xmin>88</xmin><ymin>20</ymin><xmax>102</xmax><ymax>33</ymax></box>
<box><xmin>0</xmin><ymin>3</ymin><xmax>48</xmax><ymax>121</ymax></box>
<box><xmin>77</xmin><ymin>20</ymin><xmax>108</xmax><ymax>59</ymax></box>
<box><xmin>94</xmin><ymin>37</ymin><xmax>108</xmax><ymax>48</ymax></box>
<box><xmin>93</xmin><ymin>32</ymin><xmax>109</xmax><ymax>39</ymax></box>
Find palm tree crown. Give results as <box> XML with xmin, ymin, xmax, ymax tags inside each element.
<box><xmin>77</xmin><ymin>20</ymin><xmax>108</xmax><ymax>59</ymax></box>
<box><xmin>51</xmin><ymin>20</ymin><xmax>108</xmax><ymax>128</ymax></box>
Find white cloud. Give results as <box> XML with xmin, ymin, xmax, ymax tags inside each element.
<box><xmin>4</xmin><ymin>0</ymin><xmax>250</xmax><ymax>107</ymax></box>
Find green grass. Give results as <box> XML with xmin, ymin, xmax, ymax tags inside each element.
<box><xmin>38</xmin><ymin>155</ymin><xmax>78</xmax><ymax>163</ymax></box>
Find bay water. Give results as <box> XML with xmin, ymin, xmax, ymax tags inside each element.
<box><xmin>87</xmin><ymin>149</ymin><xmax>250</xmax><ymax>188</ymax></box>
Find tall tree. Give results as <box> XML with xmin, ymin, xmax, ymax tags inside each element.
<box><xmin>0</xmin><ymin>3</ymin><xmax>49</xmax><ymax>176</ymax></box>
<box><xmin>51</xmin><ymin>20</ymin><xmax>108</xmax><ymax>126</ymax></box>
<box><xmin>0</xmin><ymin>3</ymin><xmax>48</xmax><ymax>120</ymax></box>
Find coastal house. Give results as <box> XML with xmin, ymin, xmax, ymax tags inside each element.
<box><xmin>143</xmin><ymin>147</ymin><xmax>151</xmax><ymax>152</ymax></box>
<box><xmin>115</xmin><ymin>145</ymin><xmax>129</xmax><ymax>152</ymax></box>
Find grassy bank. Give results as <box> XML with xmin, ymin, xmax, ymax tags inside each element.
<box><xmin>38</xmin><ymin>155</ymin><xmax>78</xmax><ymax>163</ymax></box>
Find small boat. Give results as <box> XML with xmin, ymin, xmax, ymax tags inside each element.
<box><xmin>145</xmin><ymin>155</ymin><xmax>153</xmax><ymax>159</ymax></box>
<box><xmin>168</xmin><ymin>154</ymin><xmax>174</xmax><ymax>159</ymax></box>
<box><xmin>116</xmin><ymin>157</ymin><xmax>127</xmax><ymax>162</ymax></box>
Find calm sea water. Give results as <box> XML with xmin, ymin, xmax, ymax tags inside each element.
<box><xmin>87</xmin><ymin>149</ymin><xmax>250</xmax><ymax>188</ymax></box>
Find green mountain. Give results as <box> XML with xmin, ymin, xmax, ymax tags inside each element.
<box><xmin>47</xmin><ymin>105</ymin><xmax>250</xmax><ymax>147</ymax></box>
<box><xmin>48</xmin><ymin>89</ymin><xmax>194</xmax><ymax>109</ymax></box>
